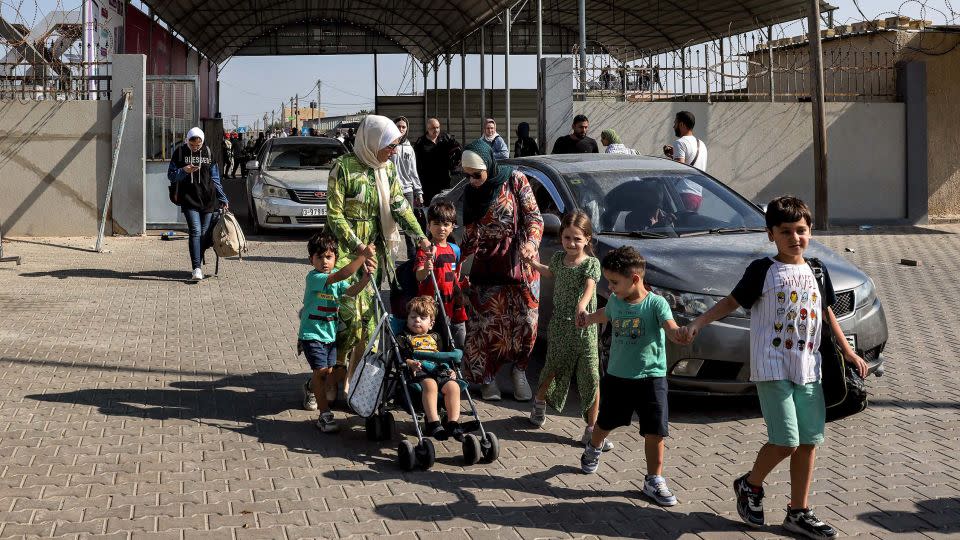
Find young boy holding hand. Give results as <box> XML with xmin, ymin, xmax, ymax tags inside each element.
<box><xmin>684</xmin><ymin>196</ymin><xmax>867</xmax><ymax>538</ymax></box>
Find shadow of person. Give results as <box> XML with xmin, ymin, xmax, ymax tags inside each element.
<box><xmin>20</xmin><ymin>268</ymin><xmax>196</xmax><ymax>283</ymax></box>
<box><xmin>322</xmin><ymin>461</ymin><xmax>744</xmax><ymax>538</ymax></box>
<box><xmin>858</xmin><ymin>498</ymin><xmax>960</xmax><ymax>534</ymax></box>
<box><xmin>25</xmin><ymin>371</ymin><xmax>373</xmax><ymax>458</ymax></box>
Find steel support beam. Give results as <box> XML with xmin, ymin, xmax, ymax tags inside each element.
<box><xmin>505</xmin><ymin>7</ymin><xmax>511</xmax><ymax>151</ymax></box>
<box><xmin>461</xmin><ymin>42</ymin><xmax>467</xmax><ymax>143</ymax></box>
<box><xmin>536</xmin><ymin>0</ymin><xmax>544</xmax><ymax>151</ymax></box>
<box><xmin>446</xmin><ymin>54</ymin><xmax>451</xmax><ymax>129</ymax></box>
<box><xmin>767</xmin><ymin>26</ymin><xmax>775</xmax><ymax>102</ymax></box>
<box><xmin>577</xmin><ymin>0</ymin><xmax>587</xmax><ymax>99</ymax></box>
<box><xmin>480</xmin><ymin>25</ymin><xmax>486</xmax><ymax>121</ymax></box>
<box><xmin>807</xmin><ymin>0</ymin><xmax>829</xmax><ymax>229</ymax></box>
<box><xmin>423</xmin><ymin>61</ymin><xmax>429</xmax><ymax>127</ymax></box>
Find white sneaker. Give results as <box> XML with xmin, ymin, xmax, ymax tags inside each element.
<box><xmin>191</xmin><ymin>268</ymin><xmax>203</xmax><ymax>281</ymax></box>
<box><xmin>512</xmin><ymin>368</ymin><xmax>532</xmax><ymax>401</ymax></box>
<box><xmin>302</xmin><ymin>380</ymin><xmax>318</xmax><ymax>411</ymax></box>
<box><xmin>480</xmin><ymin>380</ymin><xmax>501</xmax><ymax>401</ymax></box>
<box><xmin>581</xmin><ymin>427</ymin><xmax>615</xmax><ymax>452</ymax></box>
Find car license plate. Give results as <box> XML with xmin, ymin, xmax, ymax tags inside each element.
<box><xmin>301</xmin><ymin>208</ymin><xmax>326</xmax><ymax>217</ymax></box>
<box><xmin>844</xmin><ymin>334</ymin><xmax>857</xmax><ymax>350</ymax></box>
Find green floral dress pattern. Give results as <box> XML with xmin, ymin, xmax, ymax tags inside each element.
<box><xmin>326</xmin><ymin>154</ymin><xmax>425</xmax><ymax>365</ymax></box>
<box><xmin>538</xmin><ymin>251</ymin><xmax>601</xmax><ymax>420</ymax></box>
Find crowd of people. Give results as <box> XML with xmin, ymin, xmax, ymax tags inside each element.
<box><xmin>165</xmin><ymin>110</ymin><xmax>860</xmax><ymax>539</ymax></box>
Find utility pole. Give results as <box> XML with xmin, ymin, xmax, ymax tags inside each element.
<box><xmin>807</xmin><ymin>0</ymin><xmax>829</xmax><ymax>229</ymax></box>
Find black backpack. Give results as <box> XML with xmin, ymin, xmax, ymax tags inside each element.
<box><xmin>808</xmin><ymin>258</ymin><xmax>868</xmax><ymax>421</ymax></box>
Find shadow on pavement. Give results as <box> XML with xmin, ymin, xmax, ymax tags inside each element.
<box><xmin>869</xmin><ymin>398</ymin><xmax>960</xmax><ymax>410</ymax></box>
<box><xmin>817</xmin><ymin>226</ymin><xmax>954</xmax><ymax>237</ymax></box>
<box><xmin>322</xmin><ymin>462</ymin><xmax>746</xmax><ymax>538</ymax></box>
<box><xmin>19</xmin><ymin>268</ymin><xmax>195</xmax><ymax>283</ymax></box>
<box><xmin>858</xmin><ymin>498</ymin><xmax>960</xmax><ymax>534</ymax></box>
<box><xmin>25</xmin><ymin>371</ymin><xmax>377</xmax><ymax>459</ymax></box>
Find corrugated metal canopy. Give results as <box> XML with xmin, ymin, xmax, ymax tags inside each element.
<box><xmin>142</xmin><ymin>0</ymin><xmax>832</xmax><ymax>63</ymax></box>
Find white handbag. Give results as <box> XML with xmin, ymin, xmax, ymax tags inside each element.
<box><xmin>347</xmin><ymin>316</ymin><xmax>388</xmax><ymax>418</ymax></box>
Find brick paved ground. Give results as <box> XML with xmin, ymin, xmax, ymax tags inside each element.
<box><xmin>0</xmin><ymin>226</ymin><xmax>957</xmax><ymax>539</ymax></box>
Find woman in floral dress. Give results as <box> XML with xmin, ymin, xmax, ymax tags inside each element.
<box><xmin>459</xmin><ymin>140</ymin><xmax>543</xmax><ymax>401</ymax></box>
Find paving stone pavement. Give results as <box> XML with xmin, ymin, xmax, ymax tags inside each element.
<box><xmin>0</xmin><ymin>226</ymin><xmax>958</xmax><ymax>540</ymax></box>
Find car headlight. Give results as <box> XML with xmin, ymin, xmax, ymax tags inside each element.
<box><xmin>853</xmin><ymin>278</ymin><xmax>877</xmax><ymax>309</ymax></box>
<box><xmin>650</xmin><ymin>287</ymin><xmax>749</xmax><ymax>319</ymax></box>
<box><xmin>262</xmin><ymin>184</ymin><xmax>290</xmax><ymax>199</ymax></box>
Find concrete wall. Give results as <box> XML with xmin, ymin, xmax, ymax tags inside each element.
<box><xmin>0</xmin><ymin>100</ymin><xmax>111</xmax><ymax>236</ymax></box>
<box><xmin>574</xmin><ymin>101</ymin><xmax>907</xmax><ymax>223</ymax></box>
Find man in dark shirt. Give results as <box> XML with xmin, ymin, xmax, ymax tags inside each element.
<box><xmin>414</xmin><ymin>117</ymin><xmax>463</xmax><ymax>205</ymax></box>
<box><xmin>551</xmin><ymin>114</ymin><xmax>600</xmax><ymax>154</ymax></box>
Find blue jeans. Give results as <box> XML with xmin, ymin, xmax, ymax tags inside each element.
<box><xmin>183</xmin><ymin>209</ymin><xmax>215</xmax><ymax>270</ymax></box>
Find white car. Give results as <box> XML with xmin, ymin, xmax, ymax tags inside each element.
<box><xmin>245</xmin><ymin>136</ymin><xmax>347</xmax><ymax>233</ymax></box>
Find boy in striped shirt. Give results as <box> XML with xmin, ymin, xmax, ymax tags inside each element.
<box><xmin>684</xmin><ymin>197</ymin><xmax>867</xmax><ymax>539</ymax></box>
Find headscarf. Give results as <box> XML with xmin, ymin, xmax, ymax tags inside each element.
<box><xmin>185</xmin><ymin>127</ymin><xmax>205</xmax><ymax>144</ymax></box>
<box><xmin>516</xmin><ymin>122</ymin><xmax>530</xmax><ymax>139</ymax></box>
<box><xmin>601</xmin><ymin>129</ymin><xmax>622</xmax><ymax>145</ymax></box>
<box><xmin>183</xmin><ymin>127</ymin><xmax>206</xmax><ymax>183</ymax></box>
<box><xmin>463</xmin><ymin>139</ymin><xmax>514</xmax><ymax>225</ymax></box>
<box><xmin>353</xmin><ymin>115</ymin><xmax>404</xmax><ymax>260</ymax></box>
<box><xmin>481</xmin><ymin>118</ymin><xmax>500</xmax><ymax>143</ymax></box>
<box><xmin>393</xmin><ymin>116</ymin><xmax>409</xmax><ymax>144</ymax></box>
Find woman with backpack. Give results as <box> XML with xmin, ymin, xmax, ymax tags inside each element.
<box><xmin>167</xmin><ymin>127</ymin><xmax>229</xmax><ymax>281</ymax></box>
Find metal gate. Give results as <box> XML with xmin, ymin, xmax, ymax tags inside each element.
<box><xmin>145</xmin><ymin>75</ymin><xmax>199</xmax><ymax>228</ymax></box>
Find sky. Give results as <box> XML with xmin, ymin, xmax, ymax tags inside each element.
<box><xmin>2</xmin><ymin>0</ymin><xmax>953</xmax><ymax>127</ymax></box>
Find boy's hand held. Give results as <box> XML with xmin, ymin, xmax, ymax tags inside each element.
<box><xmin>845</xmin><ymin>351</ymin><xmax>868</xmax><ymax>378</ymax></box>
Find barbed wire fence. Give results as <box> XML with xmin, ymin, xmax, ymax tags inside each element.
<box><xmin>574</xmin><ymin>0</ymin><xmax>960</xmax><ymax>103</ymax></box>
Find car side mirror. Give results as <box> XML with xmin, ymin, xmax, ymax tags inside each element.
<box><xmin>247</xmin><ymin>160</ymin><xmax>260</xmax><ymax>171</ymax></box>
<box><xmin>543</xmin><ymin>213</ymin><xmax>562</xmax><ymax>235</ymax></box>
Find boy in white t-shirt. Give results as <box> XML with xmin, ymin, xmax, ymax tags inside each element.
<box><xmin>683</xmin><ymin>196</ymin><xmax>867</xmax><ymax>539</ymax></box>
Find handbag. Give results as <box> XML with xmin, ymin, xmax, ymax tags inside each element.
<box><xmin>347</xmin><ymin>315</ymin><xmax>389</xmax><ymax>418</ymax></box>
<box><xmin>808</xmin><ymin>258</ymin><xmax>868</xmax><ymax>421</ymax></box>
<box><xmin>168</xmin><ymin>181</ymin><xmax>180</xmax><ymax>205</ymax></box>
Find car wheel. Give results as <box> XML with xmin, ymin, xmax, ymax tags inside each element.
<box><xmin>248</xmin><ymin>199</ymin><xmax>260</xmax><ymax>235</ymax></box>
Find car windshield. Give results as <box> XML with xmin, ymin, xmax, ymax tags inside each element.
<box><xmin>265</xmin><ymin>144</ymin><xmax>344</xmax><ymax>170</ymax></box>
<box><xmin>561</xmin><ymin>170</ymin><xmax>766</xmax><ymax>236</ymax></box>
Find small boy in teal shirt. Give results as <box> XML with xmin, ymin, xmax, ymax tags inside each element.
<box><xmin>577</xmin><ymin>246</ymin><xmax>687</xmax><ymax>506</ymax></box>
<box><xmin>299</xmin><ymin>232</ymin><xmax>376</xmax><ymax>433</ymax></box>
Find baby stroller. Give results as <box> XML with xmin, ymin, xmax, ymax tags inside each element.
<box><xmin>347</xmin><ymin>266</ymin><xmax>499</xmax><ymax>470</ymax></box>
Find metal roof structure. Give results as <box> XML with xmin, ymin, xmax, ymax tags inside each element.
<box><xmin>142</xmin><ymin>0</ymin><xmax>833</xmax><ymax>64</ymax></box>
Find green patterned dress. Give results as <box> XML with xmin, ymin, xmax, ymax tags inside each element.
<box><xmin>326</xmin><ymin>154</ymin><xmax>426</xmax><ymax>365</ymax></box>
<box><xmin>538</xmin><ymin>251</ymin><xmax>601</xmax><ymax>420</ymax></box>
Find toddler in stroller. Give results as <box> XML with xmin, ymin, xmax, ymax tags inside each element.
<box><xmin>349</xmin><ymin>266</ymin><xmax>499</xmax><ymax>470</ymax></box>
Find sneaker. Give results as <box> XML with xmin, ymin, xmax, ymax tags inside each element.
<box><xmin>580</xmin><ymin>427</ymin><xmax>614</xmax><ymax>452</ymax></box>
<box><xmin>316</xmin><ymin>411</ymin><xmax>340</xmax><ymax>433</ymax></box>
<box><xmin>190</xmin><ymin>268</ymin><xmax>203</xmax><ymax>281</ymax></box>
<box><xmin>580</xmin><ymin>442</ymin><xmax>602</xmax><ymax>474</ymax></box>
<box><xmin>783</xmin><ymin>507</ymin><xmax>838</xmax><ymax>539</ymax></box>
<box><xmin>480</xmin><ymin>380</ymin><xmax>501</xmax><ymax>401</ymax></box>
<box><xmin>512</xmin><ymin>368</ymin><xmax>532</xmax><ymax>401</ymax></box>
<box><xmin>733</xmin><ymin>473</ymin><xmax>765</xmax><ymax>527</ymax></box>
<box><xmin>302</xmin><ymin>380</ymin><xmax>318</xmax><ymax>411</ymax></box>
<box><xmin>529</xmin><ymin>400</ymin><xmax>547</xmax><ymax>427</ymax></box>
<box><xmin>642</xmin><ymin>474</ymin><xmax>678</xmax><ymax>507</ymax></box>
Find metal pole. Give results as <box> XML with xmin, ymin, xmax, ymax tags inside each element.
<box><xmin>95</xmin><ymin>90</ymin><xmax>132</xmax><ymax>253</ymax></box>
<box><xmin>433</xmin><ymin>57</ymin><xmax>439</xmax><ymax>120</ymax></box>
<box><xmin>373</xmin><ymin>52</ymin><xmax>378</xmax><ymax>114</ymax></box>
<box><xmin>480</xmin><ymin>25</ymin><xmax>486</xmax><ymax>121</ymax></box>
<box><xmin>704</xmin><ymin>45</ymin><xmax>712</xmax><ymax>103</ymax></box>
<box><xmin>681</xmin><ymin>48</ymin><xmax>687</xmax><ymax>98</ymax></box>
<box><xmin>536</xmin><ymin>0</ymin><xmax>545</xmax><ymax>150</ymax></box>
<box><xmin>578</xmin><ymin>0</ymin><xmax>587</xmax><ymax>99</ymax></box>
<box><xmin>807</xmin><ymin>0</ymin><xmax>829</xmax><ymax>229</ymax></box>
<box><xmin>422</xmin><ymin>61</ymin><xmax>429</xmax><ymax>128</ymax></box>
<box><xmin>648</xmin><ymin>52</ymin><xmax>654</xmax><ymax>102</ymax></box>
<box><xmin>719</xmin><ymin>39</ymin><xmax>725</xmax><ymax>95</ymax></box>
<box><xmin>768</xmin><ymin>26</ymin><xmax>776</xmax><ymax>102</ymax></box>
<box><xmin>446</xmin><ymin>54</ymin><xmax>451</xmax><ymax>129</ymax></box>
<box><xmin>461</xmin><ymin>42</ymin><xmax>467</xmax><ymax>143</ymax></box>
<box><xmin>505</xmin><ymin>7</ymin><xmax>511</xmax><ymax>152</ymax></box>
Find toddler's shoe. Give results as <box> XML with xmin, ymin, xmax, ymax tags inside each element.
<box><xmin>580</xmin><ymin>442</ymin><xmax>602</xmax><ymax>474</ymax></box>
<box><xmin>426</xmin><ymin>420</ymin><xmax>448</xmax><ymax>441</ymax></box>
<box><xmin>302</xmin><ymin>380</ymin><xmax>318</xmax><ymax>411</ymax></box>
<box><xmin>316</xmin><ymin>411</ymin><xmax>340</xmax><ymax>433</ymax></box>
<box><xmin>529</xmin><ymin>399</ymin><xmax>546</xmax><ymax>427</ymax></box>
<box><xmin>733</xmin><ymin>473</ymin><xmax>765</xmax><ymax>527</ymax></box>
<box><xmin>580</xmin><ymin>427</ymin><xmax>614</xmax><ymax>452</ymax></box>
<box><xmin>783</xmin><ymin>506</ymin><xmax>838</xmax><ymax>539</ymax></box>
<box><xmin>642</xmin><ymin>474</ymin><xmax>678</xmax><ymax>506</ymax></box>
<box><xmin>445</xmin><ymin>420</ymin><xmax>464</xmax><ymax>442</ymax></box>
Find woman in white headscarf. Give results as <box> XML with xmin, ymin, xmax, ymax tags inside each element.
<box><xmin>166</xmin><ymin>126</ymin><xmax>228</xmax><ymax>281</ymax></box>
<box><xmin>325</xmin><ymin>115</ymin><xmax>429</xmax><ymax>387</ymax></box>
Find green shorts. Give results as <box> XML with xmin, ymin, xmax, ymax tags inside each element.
<box><xmin>755</xmin><ymin>380</ymin><xmax>825</xmax><ymax>447</ymax></box>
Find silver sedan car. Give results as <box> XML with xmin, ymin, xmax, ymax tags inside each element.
<box><xmin>245</xmin><ymin>137</ymin><xmax>346</xmax><ymax>233</ymax></box>
<box><xmin>442</xmin><ymin>154</ymin><xmax>887</xmax><ymax>395</ymax></box>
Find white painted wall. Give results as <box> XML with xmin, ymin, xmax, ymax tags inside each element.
<box><xmin>574</xmin><ymin>101</ymin><xmax>907</xmax><ymax>222</ymax></box>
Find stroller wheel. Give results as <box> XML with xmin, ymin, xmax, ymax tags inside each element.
<box><xmin>378</xmin><ymin>411</ymin><xmax>395</xmax><ymax>440</ymax></box>
<box><xmin>397</xmin><ymin>440</ymin><xmax>416</xmax><ymax>471</ymax></box>
<box><xmin>365</xmin><ymin>415</ymin><xmax>382</xmax><ymax>441</ymax></box>
<box><xmin>415</xmin><ymin>439</ymin><xmax>436</xmax><ymax>470</ymax></box>
<box><xmin>462</xmin><ymin>434</ymin><xmax>481</xmax><ymax>465</ymax></box>
<box><xmin>480</xmin><ymin>432</ymin><xmax>500</xmax><ymax>463</ymax></box>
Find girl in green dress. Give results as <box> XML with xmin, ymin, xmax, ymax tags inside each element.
<box><xmin>523</xmin><ymin>211</ymin><xmax>613</xmax><ymax>451</ymax></box>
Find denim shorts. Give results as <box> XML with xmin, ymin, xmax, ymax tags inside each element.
<box><xmin>756</xmin><ymin>380</ymin><xmax>826</xmax><ymax>447</ymax></box>
<box><xmin>299</xmin><ymin>340</ymin><xmax>337</xmax><ymax>370</ymax></box>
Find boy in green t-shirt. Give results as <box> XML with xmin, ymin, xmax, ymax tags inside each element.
<box><xmin>577</xmin><ymin>246</ymin><xmax>687</xmax><ymax>506</ymax></box>
<box><xmin>299</xmin><ymin>232</ymin><xmax>376</xmax><ymax>433</ymax></box>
